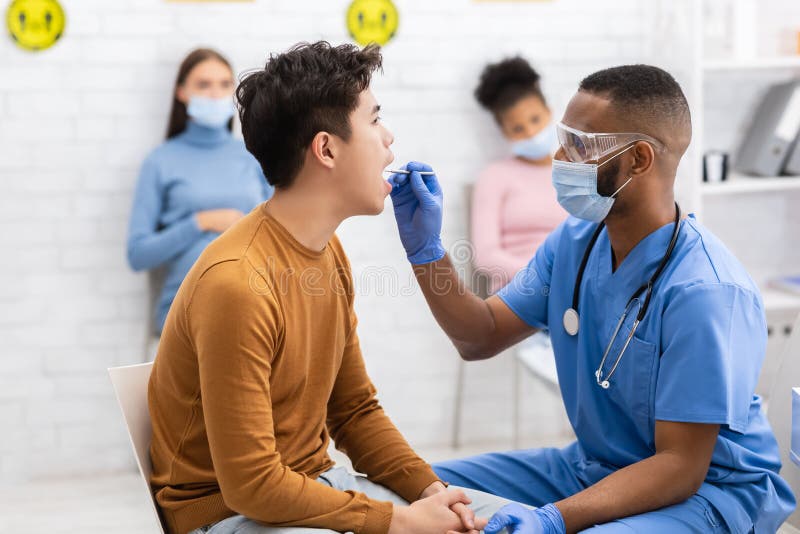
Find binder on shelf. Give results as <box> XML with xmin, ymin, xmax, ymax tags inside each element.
<box><xmin>736</xmin><ymin>80</ymin><xmax>800</xmax><ymax>177</ymax></box>
<box><xmin>784</xmin><ymin>130</ymin><xmax>800</xmax><ymax>175</ymax></box>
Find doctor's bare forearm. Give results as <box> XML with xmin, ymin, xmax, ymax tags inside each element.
<box><xmin>412</xmin><ymin>256</ymin><xmax>495</xmax><ymax>349</ymax></box>
<box><xmin>555</xmin><ymin>421</ymin><xmax>719</xmax><ymax>533</ymax></box>
<box><xmin>412</xmin><ymin>256</ymin><xmax>537</xmax><ymax>360</ymax></box>
<box><xmin>555</xmin><ymin>452</ymin><xmax>701</xmax><ymax>532</ymax></box>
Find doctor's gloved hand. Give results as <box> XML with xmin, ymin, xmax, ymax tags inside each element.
<box><xmin>484</xmin><ymin>503</ymin><xmax>565</xmax><ymax>534</ymax></box>
<box><xmin>387</xmin><ymin>161</ymin><xmax>446</xmax><ymax>265</ymax></box>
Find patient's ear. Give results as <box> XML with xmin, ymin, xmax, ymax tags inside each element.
<box><xmin>310</xmin><ymin>131</ymin><xmax>336</xmax><ymax>170</ymax></box>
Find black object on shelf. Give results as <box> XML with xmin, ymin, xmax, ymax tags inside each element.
<box><xmin>703</xmin><ymin>151</ymin><xmax>729</xmax><ymax>182</ymax></box>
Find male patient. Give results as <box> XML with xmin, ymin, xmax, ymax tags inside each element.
<box><xmin>147</xmin><ymin>41</ymin><xmax>508</xmax><ymax>534</ymax></box>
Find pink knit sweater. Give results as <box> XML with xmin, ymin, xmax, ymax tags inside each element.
<box><xmin>471</xmin><ymin>158</ymin><xmax>567</xmax><ymax>293</ymax></box>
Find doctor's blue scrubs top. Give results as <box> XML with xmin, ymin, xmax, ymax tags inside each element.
<box><xmin>497</xmin><ymin>215</ymin><xmax>796</xmax><ymax>533</ymax></box>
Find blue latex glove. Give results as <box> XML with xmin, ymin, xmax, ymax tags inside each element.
<box><xmin>485</xmin><ymin>503</ymin><xmax>565</xmax><ymax>534</ymax></box>
<box><xmin>387</xmin><ymin>161</ymin><xmax>446</xmax><ymax>264</ymax></box>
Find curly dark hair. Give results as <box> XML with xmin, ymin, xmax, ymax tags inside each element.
<box><xmin>236</xmin><ymin>41</ymin><xmax>383</xmax><ymax>189</ymax></box>
<box><xmin>474</xmin><ymin>56</ymin><xmax>545</xmax><ymax>117</ymax></box>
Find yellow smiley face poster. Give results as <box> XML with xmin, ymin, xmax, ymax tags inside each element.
<box><xmin>346</xmin><ymin>0</ymin><xmax>399</xmax><ymax>47</ymax></box>
<box><xmin>6</xmin><ymin>0</ymin><xmax>65</xmax><ymax>51</ymax></box>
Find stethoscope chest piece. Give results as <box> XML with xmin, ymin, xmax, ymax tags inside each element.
<box><xmin>563</xmin><ymin>308</ymin><xmax>580</xmax><ymax>336</ymax></box>
<box><xmin>594</xmin><ymin>370</ymin><xmax>611</xmax><ymax>389</ymax></box>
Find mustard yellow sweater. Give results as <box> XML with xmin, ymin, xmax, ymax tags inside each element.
<box><xmin>148</xmin><ymin>204</ymin><xmax>439</xmax><ymax>534</ymax></box>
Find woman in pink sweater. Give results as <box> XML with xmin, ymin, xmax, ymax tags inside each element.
<box><xmin>471</xmin><ymin>57</ymin><xmax>566</xmax><ymax>293</ymax></box>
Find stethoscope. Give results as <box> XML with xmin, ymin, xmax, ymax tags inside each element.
<box><xmin>562</xmin><ymin>202</ymin><xmax>682</xmax><ymax>389</ymax></box>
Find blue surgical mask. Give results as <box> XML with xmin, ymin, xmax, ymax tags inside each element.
<box><xmin>551</xmin><ymin>145</ymin><xmax>635</xmax><ymax>223</ymax></box>
<box><xmin>187</xmin><ymin>96</ymin><xmax>236</xmax><ymax>129</ymax></box>
<box><xmin>511</xmin><ymin>122</ymin><xmax>557</xmax><ymax>161</ymax></box>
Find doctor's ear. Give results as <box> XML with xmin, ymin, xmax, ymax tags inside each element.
<box><xmin>310</xmin><ymin>131</ymin><xmax>336</xmax><ymax>170</ymax></box>
<box><xmin>630</xmin><ymin>141</ymin><xmax>656</xmax><ymax>176</ymax></box>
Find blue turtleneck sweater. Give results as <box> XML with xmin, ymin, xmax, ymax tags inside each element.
<box><xmin>127</xmin><ymin>121</ymin><xmax>273</xmax><ymax>333</ymax></box>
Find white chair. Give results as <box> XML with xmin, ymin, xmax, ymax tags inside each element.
<box><xmin>452</xmin><ymin>184</ymin><xmax>561</xmax><ymax>449</ymax></box>
<box><xmin>451</xmin><ymin>184</ymin><xmax>488</xmax><ymax>449</ymax></box>
<box><xmin>767</xmin><ymin>312</ymin><xmax>800</xmax><ymax>530</ymax></box>
<box><xmin>512</xmin><ymin>334</ymin><xmax>560</xmax><ymax>448</ymax></box>
<box><xmin>109</xmin><ymin>362</ymin><xmax>166</xmax><ymax>534</ymax></box>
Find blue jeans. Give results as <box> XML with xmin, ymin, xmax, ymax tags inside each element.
<box><xmin>190</xmin><ymin>466</ymin><xmax>512</xmax><ymax>533</ymax></box>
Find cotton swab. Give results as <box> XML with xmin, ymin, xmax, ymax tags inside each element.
<box><xmin>384</xmin><ymin>169</ymin><xmax>436</xmax><ymax>175</ymax></box>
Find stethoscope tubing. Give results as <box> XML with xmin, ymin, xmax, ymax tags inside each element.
<box><xmin>565</xmin><ymin>202</ymin><xmax>683</xmax><ymax>388</ymax></box>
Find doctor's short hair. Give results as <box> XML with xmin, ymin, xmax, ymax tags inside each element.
<box><xmin>579</xmin><ymin>64</ymin><xmax>691</xmax><ymax>149</ymax></box>
<box><xmin>236</xmin><ymin>41</ymin><xmax>383</xmax><ymax>189</ymax></box>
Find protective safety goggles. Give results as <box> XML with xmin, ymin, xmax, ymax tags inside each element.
<box><xmin>556</xmin><ymin>122</ymin><xmax>665</xmax><ymax>164</ymax></box>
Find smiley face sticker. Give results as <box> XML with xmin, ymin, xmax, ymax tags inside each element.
<box><xmin>346</xmin><ymin>0</ymin><xmax>399</xmax><ymax>47</ymax></box>
<box><xmin>6</xmin><ymin>0</ymin><xmax>65</xmax><ymax>51</ymax></box>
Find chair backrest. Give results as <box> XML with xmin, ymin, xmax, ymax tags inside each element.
<box><xmin>109</xmin><ymin>362</ymin><xmax>166</xmax><ymax>534</ymax></box>
<box><xmin>767</xmin><ymin>312</ymin><xmax>800</xmax><ymax>528</ymax></box>
<box><xmin>462</xmin><ymin>183</ymin><xmax>490</xmax><ymax>299</ymax></box>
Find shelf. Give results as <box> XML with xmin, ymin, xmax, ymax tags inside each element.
<box><xmin>762</xmin><ymin>287</ymin><xmax>800</xmax><ymax>312</ymax></box>
<box><xmin>704</xmin><ymin>56</ymin><xmax>800</xmax><ymax>71</ymax></box>
<box><xmin>701</xmin><ymin>174</ymin><xmax>800</xmax><ymax>196</ymax></box>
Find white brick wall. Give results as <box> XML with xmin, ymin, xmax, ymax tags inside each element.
<box><xmin>0</xmin><ymin>0</ymin><xmax>697</xmax><ymax>482</ymax></box>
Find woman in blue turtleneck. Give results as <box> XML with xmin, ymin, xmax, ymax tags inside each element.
<box><xmin>127</xmin><ymin>48</ymin><xmax>273</xmax><ymax>335</ymax></box>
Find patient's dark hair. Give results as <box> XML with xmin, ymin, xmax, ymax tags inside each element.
<box><xmin>579</xmin><ymin>64</ymin><xmax>691</xmax><ymax>150</ymax></box>
<box><xmin>475</xmin><ymin>56</ymin><xmax>546</xmax><ymax>118</ymax></box>
<box><xmin>236</xmin><ymin>41</ymin><xmax>383</xmax><ymax>189</ymax></box>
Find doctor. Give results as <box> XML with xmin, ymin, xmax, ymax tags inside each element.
<box><xmin>387</xmin><ymin>65</ymin><xmax>795</xmax><ymax>533</ymax></box>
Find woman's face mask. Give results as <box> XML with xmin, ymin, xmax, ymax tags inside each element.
<box><xmin>511</xmin><ymin>122</ymin><xmax>557</xmax><ymax>161</ymax></box>
<box><xmin>187</xmin><ymin>96</ymin><xmax>236</xmax><ymax>129</ymax></box>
